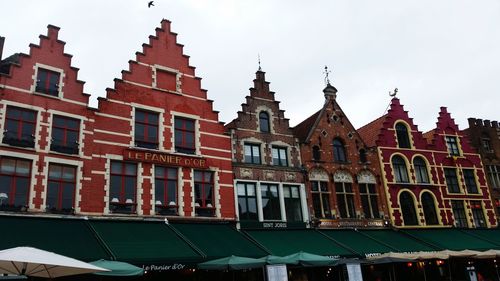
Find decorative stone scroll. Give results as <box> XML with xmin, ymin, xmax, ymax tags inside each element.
<box><xmin>333</xmin><ymin>170</ymin><xmax>353</xmax><ymax>183</ymax></box>
<box><xmin>357</xmin><ymin>170</ymin><xmax>376</xmax><ymax>184</ymax></box>
<box><xmin>309</xmin><ymin>168</ymin><xmax>329</xmax><ymax>181</ymax></box>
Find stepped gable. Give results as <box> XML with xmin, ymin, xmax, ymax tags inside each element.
<box><xmin>0</xmin><ymin>24</ymin><xmax>90</xmax><ymax>104</ymax></box>
<box><xmin>430</xmin><ymin>107</ymin><xmax>475</xmax><ymax>154</ymax></box>
<box><xmin>104</xmin><ymin>19</ymin><xmax>219</xmax><ymax>119</ymax></box>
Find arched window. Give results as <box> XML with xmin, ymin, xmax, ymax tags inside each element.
<box><xmin>312</xmin><ymin>145</ymin><xmax>321</xmax><ymax>161</ymax></box>
<box><xmin>400</xmin><ymin>191</ymin><xmax>418</xmax><ymax>226</ymax></box>
<box><xmin>421</xmin><ymin>192</ymin><xmax>439</xmax><ymax>225</ymax></box>
<box><xmin>413</xmin><ymin>157</ymin><xmax>429</xmax><ymax>183</ymax></box>
<box><xmin>395</xmin><ymin>123</ymin><xmax>411</xmax><ymax>148</ymax></box>
<box><xmin>359</xmin><ymin>149</ymin><xmax>367</xmax><ymax>163</ymax></box>
<box><xmin>333</xmin><ymin>138</ymin><xmax>347</xmax><ymax>162</ymax></box>
<box><xmin>392</xmin><ymin>155</ymin><xmax>409</xmax><ymax>183</ymax></box>
<box><xmin>259</xmin><ymin>112</ymin><xmax>270</xmax><ymax>133</ymax></box>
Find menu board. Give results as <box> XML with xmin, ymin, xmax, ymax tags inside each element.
<box><xmin>346</xmin><ymin>263</ymin><xmax>363</xmax><ymax>281</ymax></box>
<box><xmin>266</xmin><ymin>265</ymin><xmax>288</xmax><ymax>281</ymax></box>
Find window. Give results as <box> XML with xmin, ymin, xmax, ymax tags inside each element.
<box><xmin>194</xmin><ymin>170</ymin><xmax>214</xmax><ymax>217</ymax></box>
<box><xmin>46</xmin><ymin>164</ymin><xmax>76</xmax><ymax>214</ymax></box>
<box><xmin>109</xmin><ymin>161</ymin><xmax>137</xmax><ymax>214</ymax></box>
<box><xmin>0</xmin><ymin>157</ymin><xmax>31</xmax><ymax>211</ymax></box>
<box><xmin>311</xmin><ymin>181</ymin><xmax>331</xmax><ymax>218</ymax></box>
<box><xmin>272</xmin><ymin>146</ymin><xmax>288</xmax><ymax>166</ymax></box>
<box><xmin>154</xmin><ymin>166</ymin><xmax>177</xmax><ymax>215</ymax></box>
<box><xmin>400</xmin><ymin>191</ymin><xmax>418</xmax><ymax>226</ymax></box>
<box><xmin>451</xmin><ymin>200</ymin><xmax>468</xmax><ymax>228</ymax></box>
<box><xmin>463</xmin><ymin>169</ymin><xmax>478</xmax><ymax>194</ymax></box>
<box><xmin>333</xmin><ymin>138</ymin><xmax>347</xmax><ymax>162</ymax></box>
<box><xmin>482</xmin><ymin>138</ymin><xmax>492</xmax><ymax>153</ymax></box>
<box><xmin>283</xmin><ymin>185</ymin><xmax>302</xmax><ymax>222</ymax></box>
<box><xmin>237</xmin><ymin>182</ymin><xmax>257</xmax><ymax>221</ymax></box>
<box><xmin>421</xmin><ymin>193</ymin><xmax>439</xmax><ymax>225</ymax></box>
<box><xmin>50</xmin><ymin>115</ymin><xmax>79</xmax><ymax>154</ymax></box>
<box><xmin>135</xmin><ymin>109</ymin><xmax>159</xmax><ymax>149</ymax></box>
<box><xmin>312</xmin><ymin>145</ymin><xmax>321</xmax><ymax>161</ymax></box>
<box><xmin>470</xmin><ymin>201</ymin><xmax>487</xmax><ymax>228</ymax></box>
<box><xmin>259</xmin><ymin>112</ymin><xmax>270</xmax><ymax>133</ymax></box>
<box><xmin>260</xmin><ymin>184</ymin><xmax>281</xmax><ymax>220</ymax></box>
<box><xmin>360</xmin><ymin>183</ymin><xmax>379</xmax><ymax>219</ymax></box>
<box><xmin>335</xmin><ymin>182</ymin><xmax>356</xmax><ymax>218</ymax></box>
<box><xmin>174</xmin><ymin>117</ymin><xmax>195</xmax><ymax>154</ymax></box>
<box><xmin>487</xmin><ymin>165</ymin><xmax>500</xmax><ymax>189</ymax></box>
<box><xmin>35</xmin><ymin>68</ymin><xmax>60</xmax><ymax>96</ymax></box>
<box><xmin>3</xmin><ymin>106</ymin><xmax>36</xmax><ymax>148</ymax></box>
<box><xmin>392</xmin><ymin>155</ymin><xmax>409</xmax><ymax>183</ymax></box>
<box><xmin>395</xmin><ymin>123</ymin><xmax>411</xmax><ymax>148</ymax></box>
<box><xmin>359</xmin><ymin>149</ymin><xmax>367</xmax><ymax>163</ymax></box>
<box><xmin>244</xmin><ymin>143</ymin><xmax>261</xmax><ymax>164</ymax></box>
<box><xmin>445</xmin><ymin>136</ymin><xmax>460</xmax><ymax>156</ymax></box>
<box><xmin>413</xmin><ymin>157</ymin><xmax>429</xmax><ymax>184</ymax></box>
<box><xmin>444</xmin><ymin>168</ymin><xmax>460</xmax><ymax>193</ymax></box>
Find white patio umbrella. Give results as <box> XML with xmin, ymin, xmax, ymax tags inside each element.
<box><xmin>0</xmin><ymin>246</ymin><xmax>109</xmax><ymax>278</ymax></box>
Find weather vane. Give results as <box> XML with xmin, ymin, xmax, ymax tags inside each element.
<box><xmin>324</xmin><ymin>66</ymin><xmax>331</xmax><ymax>85</ymax></box>
<box><xmin>389</xmin><ymin>88</ymin><xmax>398</xmax><ymax>97</ymax></box>
<box><xmin>258</xmin><ymin>54</ymin><xmax>262</xmax><ymax>71</ymax></box>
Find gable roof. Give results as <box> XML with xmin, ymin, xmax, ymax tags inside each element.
<box><xmin>293</xmin><ymin>109</ymin><xmax>322</xmax><ymax>143</ymax></box>
<box><xmin>357</xmin><ymin>114</ymin><xmax>387</xmax><ymax>147</ymax></box>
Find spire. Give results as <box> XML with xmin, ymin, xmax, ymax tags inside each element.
<box><xmin>323</xmin><ymin>65</ymin><xmax>337</xmax><ymax>99</ymax></box>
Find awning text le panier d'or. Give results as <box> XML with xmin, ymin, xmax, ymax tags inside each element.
<box><xmin>124</xmin><ymin>149</ymin><xmax>207</xmax><ymax>169</ymax></box>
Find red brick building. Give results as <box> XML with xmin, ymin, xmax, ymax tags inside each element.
<box><xmin>464</xmin><ymin>118</ymin><xmax>500</xmax><ymax>220</ymax></box>
<box><xmin>358</xmin><ymin>98</ymin><xmax>497</xmax><ymax>228</ymax></box>
<box><xmin>293</xmin><ymin>81</ymin><xmax>388</xmax><ymax>228</ymax></box>
<box><xmin>0</xmin><ymin>21</ymin><xmax>235</xmax><ymax>220</ymax></box>
<box><xmin>226</xmin><ymin>70</ymin><xmax>307</xmax><ymax>227</ymax></box>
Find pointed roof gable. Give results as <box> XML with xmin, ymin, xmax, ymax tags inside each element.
<box><xmin>293</xmin><ymin>109</ymin><xmax>321</xmax><ymax>143</ymax></box>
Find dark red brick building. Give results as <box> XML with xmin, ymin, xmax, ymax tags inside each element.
<box><xmin>293</xmin><ymin>81</ymin><xmax>388</xmax><ymax>228</ymax></box>
<box><xmin>464</xmin><ymin>118</ymin><xmax>500</xmax><ymax>220</ymax></box>
<box><xmin>358</xmin><ymin>98</ymin><xmax>496</xmax><ymax>228</ymax></box>
<box><xmin>226</xmin><ymin>70</ymin><xmax>307</xmax><ymax>227</ymax></box>
<box><xmin>0</xmin><ymin>21</ymin><xmax>235</xmax><ymax>220</ymax></box>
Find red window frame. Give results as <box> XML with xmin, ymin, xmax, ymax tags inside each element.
<box><xmin>51</xmin><ymin>115</ymin><xmax>80</xmax><ymax>150</ymax></box>
<box><xmin>4</xmin><ymin>106</ymin><xmax>36</xmax><ymax>145</ymax></box>
<box><xmin>135</xmin><ymin>109</ymin><xmax>159</xmax><ymax>149</ymax></box>
<box><xmin>174</xmin><ymin>117</ymin><xmax>195</xmax><ymax>154</ymax></box>
<box><xmin>194</xmin><ymin>170</ymin><xmax>214</xmax><ymax>209</ymax></box>
<box><xmin>35</xmin><ymin>68</ymin><xmax>60</xmax><ymax>96</ymax></box>
<box><xmin>47</xmin><ymin>164</ymin><xmax>76</xmax><ymax>211</ymax></box>
<box><xmin>110</xmin><ymin>161</ymin><xmax>137</xmax><ymax>207</ymax></box>
<box><xmin>0</xmin><ymin>157</ymin><xmax>31</xmax><ymax>207</ymax></box>
<box><xmin>154</xmin><ymin>166</ymin><xmax>177</xmax><ymax>207</ymax></box>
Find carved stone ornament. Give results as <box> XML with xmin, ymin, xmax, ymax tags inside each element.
<box><xmin>309</xmin><ymin>168</ymin><xmax>329</xmax><ymax>181</ymax></box>
<box><xmin>240</xmin><ymin>168</ymin><xmax>253</xmax><ymax>179</ymax></box>
<box><xmin>285</xmin><ymin>172</ymin><xmax>296</xmax><ymax>182</ymax></box>
<box><xmin>333</xmin><ymin>170</ymin><xmax>353</xmax><ymax>183</ymax></box>
<box><xmin>264</xmin><ymin>170</ymin><xmax>275</xmax><ymax>180</ymax></box>
<box><xmin>357</xmin><ymin>170</ymin><xmax>376</xmax><ymax>184</ymax></box>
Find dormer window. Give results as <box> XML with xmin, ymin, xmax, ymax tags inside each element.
<box><xmin>395</xmin><ymin>122</ymin><xmax>411</xmax><ymax>148</ymax></box>
<box><xmin>445</xmin><ymin>136</ymin><xmax>460</xmax><ymax>156</ymax></box>
<box><xmin>259</xmin><ymin>112</ymin><xmax>270</xmax><ymax>133</ymax></box>
<box><xmin>36</xmin><ymin>68</ymin><xmax>60</xmax><ymax>97</ymax></box>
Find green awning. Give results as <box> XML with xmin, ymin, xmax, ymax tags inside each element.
<box><xmin>244</xmin><ymin>229</ymin><xmax>357</xmax><ymax>257</ymax></box>
<box><xmin>402</xmin><ymin>229</ymin><xmax>499</xmax><ymax>251</ymax></box>
<box><xmin>459</xmin><ymin>229</ymin><xmax>500</xmax><ymax>249</ymax></box>
<box><xmin>171</xmin><ymin>223</ymin><xmax>268</xmax><ymax>259</ymax></box>
<box><xmin>89</xmin><ymin>220</ymin><xmax>203</xmax><ymax>264</ymax></box>
<box><xmin>0</xmin><ymin>215</ymin><xmax>110</xmax><ymax>261</ymax></box>
<box><xmin>319</xmin><ymin>229</ymin><xmax>395</xmax><ymax>256</ymax></box>
<box><xmin>358</xmin><ymin>229</ymin><xmax>436</xmax><ymax>252</ymax></box>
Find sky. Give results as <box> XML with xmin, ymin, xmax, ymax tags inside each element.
<box><xmin>1</xmin><ymin>0</ymin><xmax>499</xmax><ymax>132</ymax></box>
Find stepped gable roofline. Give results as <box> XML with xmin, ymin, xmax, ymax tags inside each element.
<box><xmin>422</xmin><ymin>129</ymin><xmax>435</xmax><ymax>145</ymax></box>
<box><xmin>468</xmin><ymin>117</ymin><xmax>499</xmax><ymax>129</ymax></box>
<box><xmin>357</xmin><ymin>114</ymin><xmax>387</xmax><ymax>148</ymax></box>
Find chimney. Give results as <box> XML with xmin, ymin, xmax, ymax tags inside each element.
<box><xmin>0</xmin><ymin>36</ymin><xmax>5</xmax><ymax>61</ymax></box>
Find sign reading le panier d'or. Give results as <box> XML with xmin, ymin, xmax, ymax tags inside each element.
<box><xmin>124</xmin><ymin>149</ymin><xmax>207</xmax><ymax>169</ymax></box>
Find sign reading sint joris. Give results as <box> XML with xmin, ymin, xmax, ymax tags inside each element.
<box><xmin>124</xmin><ymin>149</ymin><xmax>207</xmax><ymax>168</ymax></box>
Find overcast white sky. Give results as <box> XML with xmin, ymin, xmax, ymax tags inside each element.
<box><xmin>1</xmin><ymin>0</ymin><xmax>499</xmax><ymax>131</ymax></box>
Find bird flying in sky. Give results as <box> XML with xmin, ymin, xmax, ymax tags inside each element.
<box><xmin>148</xmin><ymin>1</ymin><xmax>154</xmax><ymax>8</ymax></box>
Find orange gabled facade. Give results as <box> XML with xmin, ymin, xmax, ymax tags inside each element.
<box><xmin>0</xmin><ymin>21</ymin><xmax>235</xmax><ymax>220</ymax></box>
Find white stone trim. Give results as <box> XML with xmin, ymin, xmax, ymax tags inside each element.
<box><xmin>31</xmin><ymin>63</ymin><xmax>65</xmax><ymax>99</ymax></box>
<box><xmin>46</xmin><ymin>110</ymin><xmax>85</xmax><ymax>157</ymax></box>
<box><xmin>152</xmin><ymin>64</ymin><xmax>182</xmax><ymax>93</ymax></box>
<box><xmin>94</xmin><ymin>129</ymin><xmax>130</xmax><ymax>137</ymax></box>
<box><xmin>0</xmin><ymin>151</ymin><xmax>38</xmax><ymax>210</ymax></box>
<box><xmin>94</xmin><ymin>112</ymin><xmax>131</xmax><ymax>122</ymax></box>
<box><xmin>171</xmin><ymin>112</ymin><xmax>200</xmax><ymax>155</ymax></box>
<box><xmin>93</xmin><ymin>140</ymin><xmax>129</xmax><ymax>147</ymax></box>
